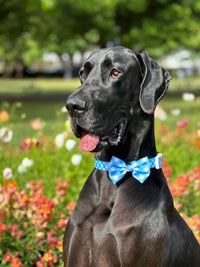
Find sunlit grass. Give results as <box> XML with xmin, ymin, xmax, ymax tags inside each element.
<box><xmin>0</xmin><ymin>76</ymin><xmax>200</xmax><ymax>95</ymax></box>
<box><xmin>0</xmin><ymin>78</ymin><xmax>80</xmax><ymax>94</ymax></box>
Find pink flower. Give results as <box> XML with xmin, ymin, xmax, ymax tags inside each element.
<box><xmin>176</xmin><ymin>119</ymin><xmax>189</xmax><ymax>128</ymax></box>
<box><xmin>47</xmin><ymin>231</ymin><xmax>53</xmax><ymax>240</ymax></box>
<box><xmin>23</xmin><ymin>222</ymin><xmax>28</xmax><ymax>229</ymax></box>
<box><xmin>12</xmin><ymin>224</ymin><xmax>18</xmax><ymax>232</ymax></box>
<box><xmin>16</xmin><ymin>230</ymin><xmax>23</xmax><ymax>239</ymax></box>
<box><xmin>31</xmin><ymin>119</ymin><xmax>43</xmax><ymax>130</ymax></box>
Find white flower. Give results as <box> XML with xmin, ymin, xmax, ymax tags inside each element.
<box><xmin>21</xmin><ymin>158</ymin><xmax>34</xmax><ymax>168</ymax></box>
<box><xmin>0</xmin><ymin>127</ymin><xmax>13</xmax><ymax>143</ymax></box>
<box><xmin>17</xmin><ymin>164</ymin><xmax>27</xmax><ymax>174</ymax></box>
<box><xmin>155</xmin><ymin>106</ymin><xmax>167</xmax><ymax>121</ymax></box>
<box><xmin>3</xmin><ymin>167</ymin><xmax>13</xmax><ymax>179</ymax></box>
<box><xmin>71</xmin><ymin>154</ymin><xmax>82</xmax><ymax>166</ymax></box>
<box><xmin>182</xmin><ymin>93</ymin><xmax>195</xmax><ymax>102</ymax></box>
<box><xmin>55</xmin><ymin>133</ymin><xmax>65</xmax><ymax>148</ymax></box>
<box><xmin>65</xmin><ymin>139</ymin><xmax>77</xmax><ymax>151</ymax></box>
<box><xmin>18</xmin><ymin>158</ymin><xmax>34</xmax><ymax>174</ymax></box>
<box><xmin>25</xmin><ymin>182</ymin><xmax>33</xmax><ymax>189</ymax></box>
<box><xmin>171</xmin><ymin>109</ymin><xmax>181</xmax><ymax>116</ymax></box>
<box><xmin>61</xmin><ymin>106</ymin><xmax>67</xmax><ymax>113</ymax></box>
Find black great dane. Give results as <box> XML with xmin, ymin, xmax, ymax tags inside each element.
<box><xmin>64</xmin><ymin>46</ymin><xmax>200</xmax><ymax>267</ymax></box>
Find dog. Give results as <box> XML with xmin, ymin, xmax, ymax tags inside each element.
<box><xmin>64</xmin><ymin>46</ymin><xmax>200</xmax><ymax>267</ymax></box>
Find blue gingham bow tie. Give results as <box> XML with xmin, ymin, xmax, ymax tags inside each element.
<box><xmin>95</xmin><ymin>153</ymin><xmax>162</xmax><ymax>184</ymax></box>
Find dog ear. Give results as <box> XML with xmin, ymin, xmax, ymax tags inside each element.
<box><xmin>135</xmin><ymin>51</ymin><xmax>171</xmax><ymax>114</ymax></box>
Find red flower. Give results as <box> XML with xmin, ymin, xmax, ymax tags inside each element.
<box><xmin>3</xmin><ymin>252</ymin><xmax>11</xmax><ymax>262</ymax></box>
<box><xmin>22</xmin><ymin>137</ymin><xmax>40</xmax><ymax>150</ymax></box>
<box><xmin>0</xmin><ymin>223</ymin><xmax>8</xmax><ymax>233</ymax></box>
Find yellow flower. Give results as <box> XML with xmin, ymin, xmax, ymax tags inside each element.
<box><xmin>65</xmin><ymin>119</ymin><xmax>71</xmax><ymax>130</ymax></box>
<box><xmin>43</xmin><ymin>251</ymin><xmax>52</xmax><ymax>262</ymax></box>
<box><xmin>36</xmin><ymin>232</ymin><xmax>45</xmax><ymax>238</ymax></box>
<box><xmin>21</xmin><ymin>113</ymin><xmax>26</xmax><ymax>119</ymax></box>
<box><xmin>57</xmin><ymin>239</ymin><xmax>63</xmax><ymax>252</ymax></box>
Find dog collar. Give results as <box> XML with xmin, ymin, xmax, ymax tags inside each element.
<box><xmin>95</xmin><ymin>153</ymin><xmax>162</xmax><ymax>184</ymax></box>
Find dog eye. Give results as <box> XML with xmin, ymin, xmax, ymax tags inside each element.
<box><xmin>80</xmin><ymin>70</ymin><xmax>85</xmax><ymax>79</ymax></box>
<box><xmin>111</xmin><ymin>69</ymin><xmax>120</xmax><ymax>78</ymax></box>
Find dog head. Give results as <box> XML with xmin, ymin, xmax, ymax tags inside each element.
<box><xmin>66</xmin><ymin>46</ymin><xmax>171</xmax><ymax>153</ymax></box>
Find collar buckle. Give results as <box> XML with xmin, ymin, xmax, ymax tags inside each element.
<box><xmin>155</xmin><ymin>153</ymin><xmax>162</xmax><ymax>169</ymax></box>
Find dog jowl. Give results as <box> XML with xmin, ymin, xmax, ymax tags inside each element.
<box><xmin>64</xmin><ymin>46</ymin><xmax>200</xmax><ymax>267</ymax></box>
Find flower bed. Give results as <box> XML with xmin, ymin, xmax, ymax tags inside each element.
<box><xmin>0</xmin><ymin>100</ymin><xmax>200</xmax><ymax>266</ymax></box>
<box><xmin>0</xmin><ymin>179</ymin><xmax>72</xmax><ymax>266</ymax></box>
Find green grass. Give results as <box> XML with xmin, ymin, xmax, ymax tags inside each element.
<box><xmin>0</xmin><ymin>78</ymin><xmax>80</xmax><ymax>94</ymax></box>
<box><xmin>158</xmin><ymin>94</ymin><xmax>200</xmax><ymax>130</ymax></box>
<box><xmin>0</xmin><ymin>76</ymin><xmax>200</xmax><ymax>95</ymax></box>
<box><xmin>170</xmin><ymin>76</ymin><xmax>200</xmax><ymax>92</ymax></box>
<box><xmin>3</xmin><ymin>101</ymin><xmax>67</xmax><ymax>144</ymax></box>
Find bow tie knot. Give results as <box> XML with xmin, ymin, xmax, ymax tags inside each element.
<box><xmin>109</xmin><ymin>156</ymin><xmax>151</xmax><ymax>184</ymax></box>
<box><xmin>95</xmin><ymin>154</ymin><xmax>162</xmax><ymax>184</ymax></box>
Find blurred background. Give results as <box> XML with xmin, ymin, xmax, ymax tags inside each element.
<box><xmin>0</xmin><ymin>0</ymin><xmax>200</xmax><ymax>98</ymax></box>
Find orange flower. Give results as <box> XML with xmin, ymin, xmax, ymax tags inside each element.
<box><xmin>11</xmin><ymin>257</ymin><xmax>21</xmax><ymax>267</ymax></box>
<box><xmin>57</xmin><ymin>219</ymin><xmax>66</xmax><ymax>228</ymax></box>
<box><xmin>43</xmin><ymin>251</ymin><xmax>53</xmax><ymax>262</ymax></box>
<box><xmin>66</xmin><ymin>201</ymin><xmax>76</xmax><ymax>211</ymax></box>
<box><xmin>57</xmin><ymin>239</ymin><xmax>63</xmax><ymax>252</ymax></box>
<box><xmin>3</xmin><ymin>252</ymin><xmax>11</xmax><ymax>262</ymax></box>
<box><xmin>0</xmin><ymin>110</ymin><xmax>9</xmax><ymax>122</ymax></box>
<box><xmin>195</xmin><ymin>140</ymin><xmax>200</xmax><ymax>148</ymax></box>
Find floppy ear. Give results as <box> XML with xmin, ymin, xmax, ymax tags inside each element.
<box><xmin>135</xmin><ymin>51</ymin><xmax>171</xmax><ymax>114</ymax></box>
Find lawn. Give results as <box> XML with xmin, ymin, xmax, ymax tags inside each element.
<box><xmin>0</xmin><ymin>78</ymin><xmax>80</xmax><ymax>95</ymax></box>
<box><xmin>0</xmin><ymin>76</ymin><xmax>200</xmax><ymax>96</ymax></box>
<box><xmin>0</xmin><ymin>83</ymin><xmax>200</xmax><ymax>266</ymax></box>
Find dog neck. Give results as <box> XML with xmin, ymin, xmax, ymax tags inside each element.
<box><xmin>95</xmin><ymin>111</ymin><xmax>157</xmax><ymax>163</ymax></box>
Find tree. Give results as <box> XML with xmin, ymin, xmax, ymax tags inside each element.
<box><xmin>114</xmin><ymin>0</ymin><xmax>200</xmax><ymax>57</ymax></box>
<box><xmin>0</xmin><ymin>0</ymin><xmax>46</xmax><ymax>77</ymax></box>
<box><xmin>0</xmin><ymin>0</ymin><xmax>200</xmax><ymax>77</ymax></box>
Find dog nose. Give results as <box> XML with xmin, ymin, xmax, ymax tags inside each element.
<box><xmin>66</xmin><ymin>96</ymin><xmax>86</xmax><ymax>116</ymax></box>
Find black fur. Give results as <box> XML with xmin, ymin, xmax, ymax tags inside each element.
<box><xmin>64</xmin><ymin>46</ymin><xmax>200</xmax><ymax>267</ymax></box>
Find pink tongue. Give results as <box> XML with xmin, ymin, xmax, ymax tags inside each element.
<box><xmin>79</xmin><ymin>132</ymin><xmax>100</xmax><ymax>152</ymax></box>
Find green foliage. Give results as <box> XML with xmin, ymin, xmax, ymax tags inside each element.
<box><xmin>1</xmin><ymin>0</ymin><xmax>200</xmax><ymax>76</ymax></box>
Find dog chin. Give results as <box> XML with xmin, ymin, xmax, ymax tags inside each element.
<box><xmin>91</xmin><ymin>139</ymin><xmax>111</xmax><ymax>152</ymax></box>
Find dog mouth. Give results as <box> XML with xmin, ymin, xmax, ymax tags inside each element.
<box><xmin>71</xmin><ymin>120</ymin><xmax>126</xmax><ymax>152</ymax></box>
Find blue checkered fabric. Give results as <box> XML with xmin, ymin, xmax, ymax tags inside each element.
<box><xmin>95</xmin><ymin>153</ymin><xmax>162</xmax><ymax>184</ymax></box>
